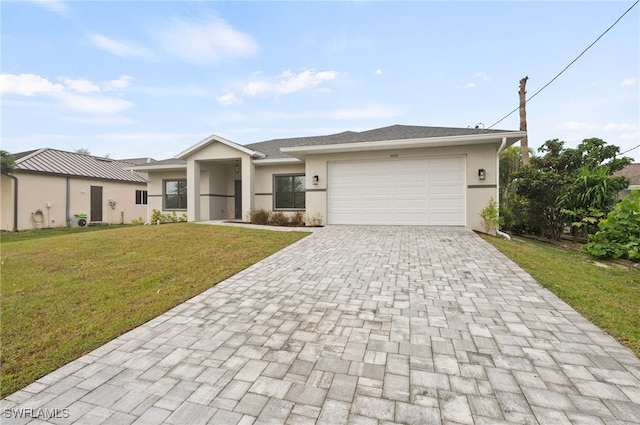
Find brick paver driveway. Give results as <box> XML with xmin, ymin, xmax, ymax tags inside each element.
<box><xmin>3</xmin><ymin>226</ymin><xmax>640</xmax><ymax>424</ymax></box>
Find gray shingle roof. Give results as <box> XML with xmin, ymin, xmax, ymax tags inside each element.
<box><xmin>616</xmin><ymin>163</ymin><xmax>640</xmax><ymax>186</ymax></box>
<box><xmin>13</xmin><ymin>148</ymin><xmax>148</xmax><ymax>183</ymax></box>
<box><xmin>245</xmin><ymin>124</ymin><xmax>514</xmax><ymax>158</ymax></box>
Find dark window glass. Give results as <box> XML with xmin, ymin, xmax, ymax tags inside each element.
<box><xmin>164</xmin><ymin>180</ymin><xmax>187</xmax><ymax>210</ymax></box>
<box><xmin>275</xmin><ymin>175</ymin><xmax>305</xmax><ymax>209</ymax></box>
<box><xmin>135</xmin><ymin>190</ymin><xmax>148</xmax><ymax>205</ymax></box>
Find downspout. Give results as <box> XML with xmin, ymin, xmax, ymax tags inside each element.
<box><xmin>495</xmin><ymin>137</ymin><xmax>511</xmax><ymax>240</ymax></box>
<box><xmin>66</xmin><ymin>176</ymin><xmax>71</xmax><ymax>227</ymax></box>
<box><xmin>8</xmin><ymin>173</ymin><xmax>18</xmax><ymax>231</ymax></box>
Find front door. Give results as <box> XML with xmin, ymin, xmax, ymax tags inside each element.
<box><xmin>234</xmin><ymin>180</ymin><xmax>242</xmax><ymax>220</ymax></box>
<box><xmin>90</xmin><ymin>185</ymin><xmax>103</xmax><ymax>222</ymax></box>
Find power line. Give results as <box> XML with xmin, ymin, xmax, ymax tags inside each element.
<box><xmin>620</xmin><ymin>144</ymin><xmax>640</xmax><ymax>156</ymax></box>
<box><xmin>488</xmin><ymin>0</ymin><xmax>639</xmax><ymax>129</ymax></box>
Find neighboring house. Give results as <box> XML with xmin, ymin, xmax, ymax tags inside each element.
<box><xmin>132</xmin><ymin>124</ymin><xmax>525</xmax><ymax>233</ymax></box>
<box><xmin>1</xmin><ymin>148</ymin><xmax>150</xmax><ymax>231</ymax></box>
<box><xmin>615</xmin><ymin>163</ymin><xmax>640</xmax><ymax>199</ymax></box>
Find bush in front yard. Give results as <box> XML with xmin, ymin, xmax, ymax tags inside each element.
<box><xmin>250</xmin><ymin>209</ymin><xmax>271</xmax><ymax>225</ymax></box>
<box><xmin>270</xmin><ymin>211</ymin><xmax>290</xmax><ymax>226</ymax></box>
<box><xmin>584</xmin><ymin>190</ymin><xmax>640</xmax><ymax>262</ymax></box>
<box><xmin>290</xmin><ymin>211</ymin><xmax>305</xmax><ymax>226</ymax></box>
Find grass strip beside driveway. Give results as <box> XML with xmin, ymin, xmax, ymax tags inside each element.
<box><xmin>1</xmin><ymin>224</ymin><xmax>308</xmax><ymax>396</ymax></box>
<box><xmin>482</xmin><ymin>234</ymin><xmax>640</xmax><ymax>358</ymax></box>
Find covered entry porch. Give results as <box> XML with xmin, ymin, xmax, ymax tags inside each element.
<box><xmin>178</xmin><ymin>134</ymin><xmax>264</xmax><ymax>223</ymax></box>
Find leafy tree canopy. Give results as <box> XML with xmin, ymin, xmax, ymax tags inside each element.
<box><xmin>512</xmin><ymin>138</ymin><xmax>632</xmax><ymax>239</ymax></box>
<box><xmin>1</xmin><ymin>150</ymin><xmax>16</xmax><ymax>175</ymax></box>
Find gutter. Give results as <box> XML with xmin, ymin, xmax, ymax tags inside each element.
<box><xmin>495</xmin><ymin>136</ymin><xmax>511</xmax><ymax>240</ymax></box>
<box><xmin>7</xmin><ymin>173</ymin><xmax>18</xmax><ymax>231</ymax></box>
<box><xmin>66</xmin><ymin>177</ymin><xmax>71</xmax><ymax>227</ymax></box>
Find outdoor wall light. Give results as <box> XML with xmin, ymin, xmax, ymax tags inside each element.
<box><xmin>478</xmin><ymin>169</ymin><xmax>486</xmax><ymax>180</ymax></box>
<box><xmin>313</xmin><ymin>175</ymin><xmax>319</xmax><ymax>185</ymax></box>
<box><xmin>235</xmin><ymin>161</ymin><xmax>240</xmax><ymax>173</ymax></box>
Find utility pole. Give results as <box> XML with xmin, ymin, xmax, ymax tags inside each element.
<box><xmin>519</xmin><ymin>76</ymin><xmax>530</xmax><ymax>165</ymax></box>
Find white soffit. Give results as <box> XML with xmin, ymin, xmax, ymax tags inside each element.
<box><xmin>281</xmin><ymin>131</ymin><xmax>526</xmax><ymax>159</ymax></box>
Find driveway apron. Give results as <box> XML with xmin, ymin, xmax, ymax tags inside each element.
<box><xmin>3</xmin><ymin>226</ymin><xmax>640</xmax><ymax>424</ymax></box>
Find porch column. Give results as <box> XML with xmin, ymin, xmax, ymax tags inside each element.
<box><xmin>241</xmin><ymin>156</ymin><xmax>254</xmax><ymax>221</ymax></box>
<box><xmin>187</xmin><ymin>159</ymin><xmax>201</xmax><ymax>222</ymax></box>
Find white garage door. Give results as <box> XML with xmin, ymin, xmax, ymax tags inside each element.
<box><xmin>328</xmin><ymin>156</ymin><xmax>465</xmax><ymax>225</ymax></box>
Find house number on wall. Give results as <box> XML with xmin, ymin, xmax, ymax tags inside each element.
<box><xmin>390</xmin><ymin>153</ymin><xmax>399</xmax><ymax>158</ymax></box>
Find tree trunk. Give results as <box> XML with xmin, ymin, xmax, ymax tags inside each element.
<box><xmin>519</xmin><ymin>77</ymin><xmax>530</xmax><ymax>165</ymax></box>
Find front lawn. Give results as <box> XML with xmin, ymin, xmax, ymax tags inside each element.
<box><xmin>482</xmin><ymin>234</ymin><xmax>640</xmax><ymax>357</ymax></box>
<box><xmin>0</xmin><ymin>224</ymin><xmax>308</xmax><ymax>396</ymax></box>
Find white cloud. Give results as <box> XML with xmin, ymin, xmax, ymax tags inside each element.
<box><xmin>152</xmin><ymin>16</ymin><xmax>258</xmax><ymax>66</ymax></box>
<box><xmin>563</xmin><ymin>120</ymin><xmax>587</xmax><ymax>130</ymax></box>
<box><xmin>605</xmin><ymin>122</ymin><xmax>638</xmax><ymax>131</ymax></box>
<box><xmin>0</xmin><ymin>73</ymin><xmax>64</xmax><ymax>96</ymax></box>
<box><xmin>136</xmin><ymin>85</ymin><xmax>207</xmax><ymax>97</ymax></box>
<box><xmin>89</xmin><ymin>33</ymin><xmax>154</xmax><ymax>59</ymax></box>
<box><xmin>622</xmin><ymin>78</ymin><xmax>636</xmax><ymax>87</ymax></box>
<box><xmin>105</xmin><ymin>75</ymin><xmax>135</xmax><ymax>91</ymax></box>
<box><xmin>59</xmin><ymin>92</ymin><xmax>134</xmax><ymax>115</ymax></box>
<box><xmin>1</xmin><ymin>73</ymin><xmax>134</xmax><ymax>116</ymax></box>
<box><xmin>464</xmin><ymin>82</ymin><xmax>476</xmax><ymax>89</ymax></box>
<box><xmin>243</xmin><ymin>70</ymin><xmax>338</xmax><ymax>97</ymax></box>
<box><xmin>29</xmin><ymin>0</ymin><xmax>70</xmax><ymax>16</ymax></box>
<box><xmin>63</xmin><ymin>78</ymin><xmax>101</xmax><ymax>93</ymax></box>
<box><xmin>375</xmin><ymin>69</ymin><xmax>383</xmax><ymax>75</ymax></box>
<box><xmin>217</xmin><ymin>92</ymin><xmax>242</xmax><ymax>106</ymax></box>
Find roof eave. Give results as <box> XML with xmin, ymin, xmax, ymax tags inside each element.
<box><xmin>252</xmin><ymin>157</ymin><xmax>303</xmax><ymax>166</ymax></box>
<box><xmin>128</xmin><ymin>164</ymin><xmax>187</xmax><ymax>172</ymax></box>
<box><xmin>280</xmin><ymin>131</ymin><xmax>526</xmax><ymax>159</ymax></box>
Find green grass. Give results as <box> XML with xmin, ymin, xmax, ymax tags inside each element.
<box><xmin>0</xmin><ymin>224</ymin><xmax>308</xmax><ymax>396</ymax></box>
<box><xmin>482</xmin><ymin>234</ymin><xmax>640</xmax><ymax>357</ymax></box>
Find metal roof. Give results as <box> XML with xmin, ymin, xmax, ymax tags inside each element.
<box><xmin>245</xmin><ymin>124</ymin><xmax>517</xmax><ymax>159</ymax></box>
<box><xmin>12</xmin><ymin>148</ymin><xmax>148</xmax><ymax>183</ymax></box>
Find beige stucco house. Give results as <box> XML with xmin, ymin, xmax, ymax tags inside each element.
<box><xmin>1</xmin><ymin>149</ymin><xmax>149</xmax><ymax>231</ymax></box>
<box><xmin>133</xmin><ymin>125</ymin><xmax>525</xmax><ymax>232</ymax></box>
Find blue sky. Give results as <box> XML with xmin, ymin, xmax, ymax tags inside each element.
<box><xmin>2</xmin><ymin>1</ymin><xmax>638</xmax><ymax>161</ymax></box>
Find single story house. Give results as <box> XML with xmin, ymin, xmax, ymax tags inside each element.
<box><xmin>132</xmin><ymin>125</ymin><xmax>525</xmax><ymax>232</ymax></box>
<box><xmin>615</xmin><ymin>163</ymin><xmax>640</xmax><ymax>199</ymax></box>
<box><xmin>1</xmin><ymin>148</ymin><xmax>150</xmax><ymax>231</ymax></box>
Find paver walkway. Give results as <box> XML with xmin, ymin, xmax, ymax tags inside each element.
<box><xmin>3</xmin><ymin>226</ymin><xmax>640</xmax><ymax>424</ymax></box>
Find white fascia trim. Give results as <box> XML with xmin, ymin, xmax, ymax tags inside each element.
<box><xmin>15</xmin><ymin>148</ymin><xmax>48</xmax><ymax>164</ymax></box>
<box><xmin>280</xmin><ymin>131</ymin><xmax>526</xmax><ymax>158</ymax></box>
<box><xmin>176</xmin><ymin>133</ymin><xmax>265</xmax><ymax>159</ymax></box>
<box><xmin>128</xmin><ymin>164</ymin><xmax>187</xmax><ymax>172</ymax></box>
<box><xmin>253</xmin><ymin>157</ymin><xmax>304</xmax><ymax>166</ymax></box>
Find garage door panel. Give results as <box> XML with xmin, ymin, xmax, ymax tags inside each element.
<box><xmin>328</xmin><ymin>157</ymin><xmax>465</xmax><ymax>225</ymax></box>
<box><xmin>431</xmin><ymin>172</ymin><xmax>463</xmax><ymax>182</ymax></box>
<box><xmin>362</xmin><ymin>199</ymin><xmax>391</xmax><ymax>208</ymax></box>
<box><xmin>431</xmin><ymin>185</ymin><xmax>463</xmax><ymax>195</ymax></box>
<box><xmin>430</xmin><ymin>214</ymin><xmax>464</xmax><ymax>225</ymax></box>
<box><xmin>395</xmin><ymin>199</ymin><xmax>427</xmax><ymax>208</ymax></box>
<box><xmin>429</xmin><ymin>157</ymin><xmax>464</xmax><ymax>168</ymax></box>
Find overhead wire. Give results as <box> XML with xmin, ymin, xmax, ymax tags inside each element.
<box><xmin>488</xmin><ymin>0</ymin><xmax>639</xmax><ymax>129</ymax></box>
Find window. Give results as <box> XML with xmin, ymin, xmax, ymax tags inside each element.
<box><xmin>164</xmin><ymin>179</ymin><xmax>187</xmax><ymax>210</ymax></box>
<box><xmin>135</xmin><ymin>190</ymin><xmax>148</xmax><ymax>205</ymax></box>
<box><xmin>275</xmin><ymin>175</ymin><xmax>305</xmax><ymax>209</ymax></box>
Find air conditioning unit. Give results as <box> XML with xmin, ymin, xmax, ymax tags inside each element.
<box><xmin>69</xmin><ymin>216</ymin><xmax>88</xmax><ymax>228</ymax></box>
